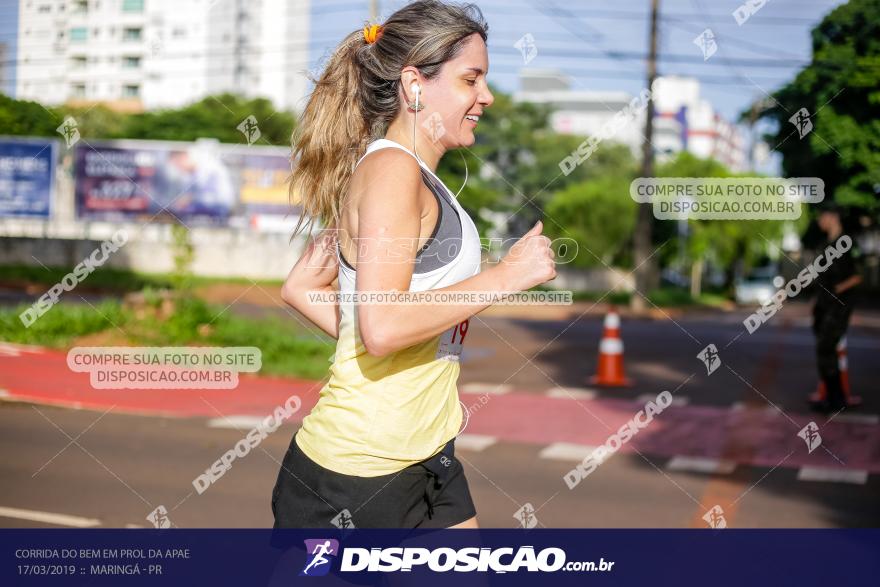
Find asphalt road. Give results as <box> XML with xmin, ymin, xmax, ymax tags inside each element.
<box><xmin>1</xmin><ymin>302</ymin><xmax>878</xmax><ymax>529</ymax></box>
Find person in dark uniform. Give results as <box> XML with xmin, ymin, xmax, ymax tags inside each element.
<box><xmin>809</xmin><ymin>205</ymin><xmax>862</xmax><ymax>413</ymax></box>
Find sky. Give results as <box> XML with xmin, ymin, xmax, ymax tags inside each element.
<box><xmin>309</xmin><ymin>0</ymin><xmax>847</xmax><ymax>124</ymax></box>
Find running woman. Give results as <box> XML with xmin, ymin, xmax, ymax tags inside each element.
<box><xmin>271</xmin><ymin>0</ymin><xmax>556</xmax><ymax>529</ymax></box>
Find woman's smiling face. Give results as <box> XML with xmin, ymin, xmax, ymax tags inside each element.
<box><xmin>422</xmin><ymin>33</ymin><xmax>494</xmax><ymax>149</ymax></box>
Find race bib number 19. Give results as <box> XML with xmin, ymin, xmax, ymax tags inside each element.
<box><xmin>436</xmin><ymin>319</ymin><xmax>470</xmax><ymax>361</ymax></box>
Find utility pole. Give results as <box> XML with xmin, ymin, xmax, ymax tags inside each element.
<box><xmin>631</xmin><ymin>0</ymin><xmax>660</xmax><ymax>312</ymax></box>
<box><xmin>370</xmin><ymin>0</ymin><xmax>379</xmax><ymax>20</ymax></box>
<box><xmin>745</xmin><ymin>97</ymin><xmax>774</xmax><ymax>171</ymax></box>
<box><xmin>747</xmin><ymin>101</ymin><xmax>760</xmax><ymax>171</ymax></box>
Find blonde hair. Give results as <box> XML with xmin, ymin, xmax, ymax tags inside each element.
<box><xmin>289</xmin><ymin>0</ymin><xmax>488</xmax><ymax>240</ymax></box>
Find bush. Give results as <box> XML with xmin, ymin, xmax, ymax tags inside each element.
<box><xmin>0</xmin><ymin>294</ymin><xmax>334</xmax><ymax>379</ymax></box>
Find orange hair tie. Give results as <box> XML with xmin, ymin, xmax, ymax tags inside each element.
<box><xmin>363</xmin><ymin>24</ymin><xmax>383</xmax><ymax>44</ymax></box>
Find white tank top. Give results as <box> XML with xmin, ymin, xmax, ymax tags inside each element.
<box><xmin>338</xmin><ymin>138</ymin><xmax>482</xmax><ymax>301</ymax></box>
<box><xmin>294</xmin><ymin>138</ymin><xmax>483</xmax><ymax>476</ymax></box>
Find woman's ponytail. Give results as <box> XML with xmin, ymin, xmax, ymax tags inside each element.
<box><xmin>289</xmin><ymin>30</ymin><xmax>369</xmax><ymax>239</ymax></box>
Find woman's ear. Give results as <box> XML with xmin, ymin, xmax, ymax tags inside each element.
<box><xmin>400</xmin><ymin>67</ymin><xmax>422</xmax><ymax>103</ymax></box>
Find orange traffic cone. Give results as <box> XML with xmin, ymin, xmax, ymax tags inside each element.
<box><xmin>809</xmin><ymin>337</ymin><xmax>861</xmax><ymax>406</ymax></box>
<box><xmin>590</xmin><ymin>307</ymin><xmax>632</xmax><ymax>387</ymax></box>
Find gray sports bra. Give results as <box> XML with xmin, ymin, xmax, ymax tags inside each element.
<box><xmin>338</xmin><ymin>167</ymin><xmax>464</xmax><ymax>274</ymax></box>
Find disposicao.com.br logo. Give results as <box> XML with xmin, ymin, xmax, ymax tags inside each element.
<box><xmin>301</xmin><ymin>539</ymin><xmax>339</xmax><ymax>577</ymax></box>
<box><xmin>299</xmin><ymin>539</ymin><xmax>614</xmax><ymax>575</ymax></box>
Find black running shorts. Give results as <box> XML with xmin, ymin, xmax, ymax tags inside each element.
<box><xmin>271</xmin><ymin>433</ymin><xmax>476</xmax><ymax>529</ymax></box>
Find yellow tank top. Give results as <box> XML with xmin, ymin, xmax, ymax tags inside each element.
<box><xmin>294</xmin><ymin>139</ymin><xmax>483</xmax><ymax>477</ymax></box>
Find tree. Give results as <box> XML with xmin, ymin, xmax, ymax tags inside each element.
<box><xmin>0</xmin><ymin>94</ymin><xmax>59</xmax><ymax>136</ymax></box>
<box><xmin>544</xmin><ymin>175</ymin><xmax>637</xmax><ymax>269</ymax></box>
<box><xmin>0</xmin><ymin>93</ymin><xmax>296</xmax><ymax>147</ymax></box>
<box><xmin>754</xmin><ymin>0</ymin><xmax>880</xmax><ymax>218</ymax></box>
<box><xmin>656</xmin><ymin>152</ymin><xmax>799</xmax><ymax>295</ymax></box>
<box><xmin>119</xmin><ymin>93</ymin><xmax>296</xmax><ymax>146</ymax></box>
<box><xmin>64</xmin><ymin>104</ymin><xmax>128</xmax><ymax>139</ymax></box>
<box><xmin>535</xmin><ymin>141</ymin><xmax>639</xmax><ymax>270</ymax></box>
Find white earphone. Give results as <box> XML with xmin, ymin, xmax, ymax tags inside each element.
<box><xmin>410</xmin><ymin>81</ymin><xmax>421</xmax><ymax>98</ymax></box>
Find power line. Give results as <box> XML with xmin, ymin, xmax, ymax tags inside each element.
<box><xmin>8</xmin><ymin>57</ymin><xmax>797</xmax><ymax>93</ymax></box>
<box><xmin>663</xmin><ymin>16</ymin><xmax>805</xmax><ymax>60</ymax></box>
<box><xmin>475</xmin><ymin>0</ymin><xmax>837</xmax><ymax>25</ymax></box>
<box><xmin>0</xmin><ymin>36</ymin><xmax>337</xmax><ymax>67</ymax></box>
<box><xmin>531</xmin><ymin>0</ymin><xmax>622</xmax><ymax>65</ymax></box>
<box><xmin>4</xmin><ymin>34</ymin><xmax>848</xmax><ymax>72</ymax></box>
<box><xmin>508</xmin><ymin>2</ymin><xmax>848</xmax><ymax>72</ymax></box>
<box><xmin>488</xmin><ymin>44</ymin><xmax>870</xmax><ymax>70</ymax></box>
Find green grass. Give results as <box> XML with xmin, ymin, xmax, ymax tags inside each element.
<box><xmin>568</xmin><ymin>290</ymin><xmax>632</xmax><ymax>305</ymax></box>
<box><xmin>0</xmin><ymin>300</ymin><xmax>127</xmax><ymax>347</ymax></box>
<box><xmin>0</xmin><ymin>294</ymin><xmax>334</xmax><ymax>379</ymax></box>
<box><xmin>208</xmin><ymin>312</ymin><xmax>335</xmax><ymax>379</ymax></box>
<box><xmin>642</xmin><ymin>288</ymin><xmax>729</xmax><ymax>308</ymax></box>
<box><xmin>0</xmin><ymin>264</ymin><xmax>283</xmax><ymax>293</ymax></box>
<box><xmin>127</xmin><ymin>295</ymin><xmax>335</xmax><ymax>379</ymax></box>
<box><xmin>0</xmin><ymin>264</ymin><xmax>173</xmax><ymax>292</ymax></box>
<box><xmin>537</xmin><ymin>285</ymin><xmax>730</xmax><ymax>308</ymax></box>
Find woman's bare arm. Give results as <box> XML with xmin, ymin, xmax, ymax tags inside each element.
<box><xmin>351</xmin><ymin>149</ymin><xmax>555</xmax><ymax>356</ymax></box>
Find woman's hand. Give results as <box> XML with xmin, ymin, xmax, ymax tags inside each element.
<box><xmin>280</xmin><ymin>228</ymin><xmax>341</xmax><ymax>340</ymax></box>
<box><xmin>284</xmin><ymin>228</ymin><xmax>340</xmax><ymax>295</ymax></box>
<box><xmin>494</xmin><ymin>220</ymin><xmax>557</xmax><ymax>292</ymax></box>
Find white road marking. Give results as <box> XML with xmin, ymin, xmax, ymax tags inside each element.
<box><xmin>797</xmin><ymin>467</ymin><xmax>868</xmax><ymax>485</ymax></box>
<box><xmin>207</xmin><ymin>416</ymin><xmax>266</xmax><ymax>429</ymax></box>
<box><xmin>461</xmin><ymin>383</ymin><xmax>512</xmax><ymax>395</ymax></box>
<box><xmin>833</xmin><ymin>413</ymin><xmax>879</xmax><ymax>425</ymax></box>
<box><xmin>637</xmin><ymin>393</ymin><xmax>688</xmax><ymax>407</ymax></box>
<box><xmin>730</xmin><ymin>402</ymin><xmax>781</xmax><ymax>416</ymax></box>
<box><xmin>546</xmin><ymin>387</ymin><xmax>597</xmax><ymax>400</ymax></box>
<box><xmin>0</xmin><ymin>506</ymin><xmax>100</xmax><ymax>528</ymax></box>
<box><xmin>0</xmin><ymin>342</ymin><xmax>45</xmax><ymax>357</ymax></box>
<box><xmin>539</xmin><ymin>442</ymin><xmax>600</xmax><ymax>462</ymax></box>
<box><xmin>454</xmin><ymin>434</ymin><xmax>497</xmax><ymax>452</ymax></box>
<box><xmin>667</xmin><ymin>456</ymin><xmax>736</xmax><ymax>474</ymax></box>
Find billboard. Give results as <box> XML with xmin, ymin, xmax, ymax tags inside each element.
<box><xmin>74</xmin><ymin>139</ymin><xmax>238</xmax><ymax>222</ymax></box>
<box><xmin>0</xmin><ymin>137</ymin><xmax>57</xmax><ymax>218</ymax></box>
<box><xmin>220</xmin><ymin>148</ymin><xmax>294</xmax><ymax>215</ymax></box>
<box><xmin>73</xmin><ymin>139</ymin><xmax>296</xmax><ymax>223</ymax></box>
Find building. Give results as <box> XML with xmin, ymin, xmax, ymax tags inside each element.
<box><xmin>515</xmin><ymin>69</ymin><xmax>647</xmax><ymax>161</ymax></box>
<box><xmin>0</xmin><ymin>0</ymin><xmax>20</xmax><ymax>97</ymax></box>
<box><xmin>10</xmin><ymin>0</ymin><xmax>310</xmax><ymax>112</ymax></box>
<box><xmin>514</xmin><ymin>69</ymin><xmax>749</xmax><ymax>172</ymax></box>
<box><xmin>0</xmin><ymin>42</ymin><xmax>9</xmax><ymax>96</ymax></box>
<box><xmin>651</xmin><ymin>76</ymin><xmax>747</xmax><ymax>172</ymax></box>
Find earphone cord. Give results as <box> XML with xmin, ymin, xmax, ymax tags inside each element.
<box><xmin>412</xmin><ymin>91</ymin><xmax>421</xmax><ymax>163</ymax></box>
<box><xmin>454</xmin><ymin>150</ymin><xmax>468</xmax><ymax>199</ymax></box>
<box><xmin>411</xmin><ymin>88</ymin><xmax>469</xmax><ymax>199</ymax></box>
